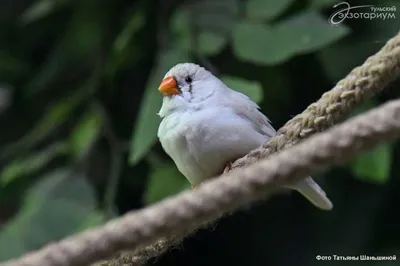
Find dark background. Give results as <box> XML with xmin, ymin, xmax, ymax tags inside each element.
<box><xmin>0</xmin><ymin>0</ymin><xmax>399</xmax><ymax>265</ymax></box>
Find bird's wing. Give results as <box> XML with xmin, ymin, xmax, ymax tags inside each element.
<box><xmin>223</xmin><ymin>89</ymin><xmax>276</xmax><ymax>139</ymax></box>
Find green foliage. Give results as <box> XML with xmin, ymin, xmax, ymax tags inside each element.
<box><xmin>348</xmin><ymin>101</ymin><xmax>393</xmax><ymax>184</ymax></box>
<box><xmin>0</xmin><ymin>143</ymin><xmax>68</xmax><ymax>186</ymax></box>
<box><xmin>69</xmin><ymin>107</ymin><xmax>103</xmax><ymax>159</ymax></box>
<box><xmin>221</xmin><ymin>76</ymin><xmax>263</xmax><ymax>104</ymax></box>
<box><xmin>144</xmin><ymin>163</ymin><xmax>190</xmax><ymax>204</ymax></box>
<box><xmin>308</xmin><ymin>0</ymin><xmax>339</xmax><ymax>9</ymax></box>
<box><xmin>233</xmin><ymin>22</ymin><xmax>282</xmax><ymax>65</ymax></box>
<box><xmin>20</xmin><ymin>0</ymin><xmax>66</xmax><ymax>24</ymax></box>
<box><xmin>170</xmin><ymin>1</ymin><xmax>236</xmax><ymax>57</ymax></box>
<box><xmin>107</xmin><ymin>10</ymin><xmax>145</xmax><ymax>78</ymax></box>
<box><xmin>233</xmin><ymin>12</ymin><xmax>350</xmax><ymax>65</ymax></box>
<box><xmin>246</xmin><ymin>0</ymin><xmax>294</xmax><ymax>21</ymax></box>
<box><xmin>25</xmin><ymin>4</ymin><xmax>103</xmax><ymax>96</ymax></box>
<box><xmin>350</xmin><ymin>142</ymin><xmax>393</xmax><ymax>184</ymax></box>
<box><xmin>0</xmin><ymin>169</ymin><xmax>103</xmax><ymax>261</ymax></box>
<box><xmin>317</xmin><ymin>3</ymin><xmax>399</xmax><ymax>81</ymax></box>
<box><xmin>197</xmin><ymin>32</ymin><xmax>228</xmax><ymax>56</ymax></box>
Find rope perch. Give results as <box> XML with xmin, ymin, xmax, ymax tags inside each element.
<box><xmin>230</xmin><ymin>33</ymin><xmax>400</xmax><ymax>170</ymax></box>
<box><xmin>100</xmin><ymin>32</ymin><xmax>400</xmax><ymax>266</ymax></box>
<box><xmin>2</xmin><ymin>98</ymin><xmax>400</xmax><ymax>266</ymax></box>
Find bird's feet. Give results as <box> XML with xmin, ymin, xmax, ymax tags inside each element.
<box><xmin>223</xmin><ymin>161</ymin><xmax>233</xmax><ymax>174</ymax></box>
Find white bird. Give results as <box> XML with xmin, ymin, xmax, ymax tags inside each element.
<box><xmin>157</xmin><ymin>63</ymin><xmax>333</xmax><ymax>211</ymax></box>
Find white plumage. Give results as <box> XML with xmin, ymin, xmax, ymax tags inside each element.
<box><xmin>157</xmin><ymin>63</ymin><xmax>333</xmax><ymax>210</ymax></box>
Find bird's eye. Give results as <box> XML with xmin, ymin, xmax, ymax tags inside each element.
<box><xmin>185</xmin><ymin>76</ymin><xmax>192</xmax><ymax>83</ymax></box>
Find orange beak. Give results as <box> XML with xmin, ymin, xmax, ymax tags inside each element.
<box><xmin>158</xmin><ymin>76</ymin><xmax>180</xmax><ymax>96</ymax></box>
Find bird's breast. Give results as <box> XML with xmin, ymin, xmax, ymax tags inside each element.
<box><xmin>158</xmin><ymin>112</ymin><xmax>213</xmax><ymax>185</ymax></box>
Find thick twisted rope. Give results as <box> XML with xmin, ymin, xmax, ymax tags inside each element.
<box><xmin>2</xmin><ymin>98</ymin><xmax>400</xmax><ymax>266</ymax></box>
<box><xmin>231</xmin><ymin>34</ymin><xmax>400</xmax><ymax>170</ymax></box>
<box><xmin>99</xmin><ymin>33</ymin><xmax>400</xmax><ymax>266</ymax></box>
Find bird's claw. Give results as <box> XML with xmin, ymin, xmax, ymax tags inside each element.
<box><xmin>223</xmin><ymin>162</ymin><xmax>233</xmax><ymax>174</ymax></box>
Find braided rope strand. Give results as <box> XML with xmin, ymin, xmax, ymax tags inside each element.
<box><xmin>101</xmin><ymin>32</ymin><xmax>400</xmax><ymax>266</ymax></box>
<box><xmin>230</xmin><ymin>34</ymin><xmax>400</xmax><ymax>170</ymax></box>
<box><xmin>2</xmin><ymin>98</ymin><xmax>400</xmax><ymax>266</ymax></box>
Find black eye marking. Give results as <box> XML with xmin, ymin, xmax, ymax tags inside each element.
<box><xmin>185</xmin><ymin>76</ymin><xmax>192</xmax><ymax>83</ymax></box>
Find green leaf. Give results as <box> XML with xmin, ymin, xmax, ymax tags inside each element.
<box><xmin>69</xmin><ymin>107</ymin><xmax>103</xmax><ymax>159</ymax></box>
<box><xmin>25</xmin><ymin>3</ymin><xmax>104</xmax><ymax>96</ymax></box>
<box><xmin>19</xmin><ymin>0</ymin><xmax>66</xmax><ymax>24</ymax></box>
<box><xmin>317</xmin><ymin>4</ymin><xmax>399</xmax><ymax>80</ymax></box>
<box><xmin>128</xmin><ymin>49</ymin><xmax>190</xmax><ymax>164</ymax></box>
<box><xmin>348</xmin><ymin>100</ymin><xmax>393</xmax><ymax>184</ymax></box>
<box><xmin>0</xmin><ymin>143</ymin><xmax>68</xmax><ymax>186</ymax></box>
<box><xmin>144</xmin><ymin>163</ymin><xmax>190</xmax><ymax>204</ymax></box>
<box><xmin>0</xmin><ymin>51</ymin><xmax>28</xmax><ymax>77</ymax></box>
<box><xmin>308</xmin><ymin>0</ymin><xmax>339</xmax><ymax>9</ymax></box>
<box><xmin>170</xmin><ymin>9</ymin><xmax>191</xmax><ymax>52</ymax></box>
<box><xmin>246</xmin><ymin>0</ymin><xmax>294</xmax><ymax>21</ymax></box>
<box><xmin>188</xmin><ymin>0</ymin><xmax>239</xmax><ymax>33</ymax></box>
<box><xmin>113</xmin><ymin>13</ymin><xmax>145</xmax><ymax>55</ymax></box>
<box><xmin>233</xmin><ymin>12</ymin><xmax>349</xmax><ymax>65</ymax></box>
<box><xmin>106</xmin><ymin>10</ymin><xmax>145</xmax><ymax>78</ymax></box>
<box><xmin>275</xmin><ymin>11</ymin><xmax>350</xmax><ymax>54</ymax></box>
<box><xmin>350</xmin><ymin>142</ymin><xmax>392</xmax><ymax>184</ymax></box>
<box><xmin>0</xmin><ymin>76</ymin><xmax>96</xmax><ymax>161</ymax></box>
<box><xmin>233</xmin><ymin>21</ymin><xmax>288</xmax><ymax>65</ymax></box>
<box><xmin>0</xmin><ymin>169</ymin><xmax>103</xmax><ymax>261</ymax></box>
<box><xmin>220</xmin><ymin>76</ymin><xmax>263</xmax><ymax>104</ymax></box>
<box><xmin>198</xmin><ymin>31</ymin><xmax>228</xmax><ymax>56</ymax></box>
<box><xmin>171</xmin><ymin>6</ymin><xmax>230</xmax><ymax>56</ymax></box>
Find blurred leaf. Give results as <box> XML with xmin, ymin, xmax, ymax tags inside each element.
<box><xmin>275</xmin><ymin>11</ymin><xmax>350</xmax><ymax>54</ymax></box>
<box><xmin>25</xmin><ymin>2</ymin><xmax>103</xmax><ymax>95</ymax></box>
<box><xmin>129</xmin><ymin>49</ymin><xmax>190</xmax><ymax>164</ymax></box>
<box><xmin>106</xmin><ymin>10</ymin><xmax>145</xmax><ymax>77</ymax></box>
<box><xmin>309</xmin><ymin>0</ymin><xmax>338</xmax><ymax>9</ymax></box>
<box><xmin>0</xmin><ymin>85</ymin><xmax>12</xmax><ymax>112</ymax></box>
<box><xmin>69</xmin><ymin>106</ymin><xmax>103</xmax><ymax>159</ymax></box>
<box><xmin>144</xmin><ymin>163</ymin><xmax>190</xmax><ymax>204</ymax></box>
<box><xmin>170</xmin><ymin>9</ymin><xmax>191</xmax><ymax>52</ymax></box>
<box><xmin>0</xmin><ymin>143</ymin><xmax>68</xmax><ymax>186</ymax></box>
<box><xmin>317</xmin><ymin>7</ymin><xmax>398</xmax><ymax>80</ymax></box>
<box><xmin>198</xmin><ymin>31</ymin><xmax>228</xmax><ymax>56</ymax></box>
<box><xmin>188</xmin><ymin>0</ymin><xmax>239</xmax><ymax>32</ymax></box>
<box><xmin>350</xmin><ymin>142</ymin><xmax>392</xmax><ymax>184</ymax></box>
<box><xmin>246</xmin><ymin>0</ymin><xmax>294</xmax><ymax>21</ymax></box>
<box><xmin>233</xmin><ymin>22</ymin><xmax>286</xmax><ymax>65</ymax></box>
<box><xmin>221</xmin><ymin>76</ymin><xmax>263</xmax><ymax>103</ymax></box>
<box><xmin>0</xmin><ymin>169</ymin><xmax>102</xmax><ymax>261</ymax></box>
<box><xmin>171</xmin><ymin>6</ymin><xmax>230</xmax><ymax>56</ymax></box>
<box><xmin>20</xmin><ymin>0</ymin><xmax>66</xmax><ymax>24</ymax></box>
<box><xmin>113</xmin><ymin>13</ymin><xmax>145</xmax><ymax>55</ymax></box>
<box><xmin>233</xmin><ymin>12</ymin><xmax>349</xmax><ymax>65</ymax></box>
<box><xmin>348</xmin><ymin>101</ymin><xmax>393</xmax><ymax>184</ymax></box>
<box><xmin>0</xmin><ymin>51</ymin><xmax>28</xmax><ymax>77</ymax></box>
<box><xmin>1</xmin><ymin>75</ymin><xmax>97</xmax><ymax>160</ymax></box>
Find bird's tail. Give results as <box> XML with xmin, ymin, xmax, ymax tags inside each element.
<box><xmin>287</xmin><ymin>177</ymin><xmax>333</xmax><ymax>211</ymax></box>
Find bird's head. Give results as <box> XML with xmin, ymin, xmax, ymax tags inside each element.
<box><xmin>157</xmin><ymin>63</ymin><xmax>226</xmax><ymax>117</ymax></box>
